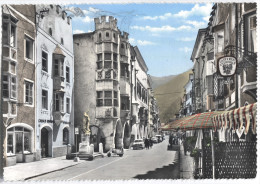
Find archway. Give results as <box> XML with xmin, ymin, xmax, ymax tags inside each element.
<box><xmin>90</xmin><ymin>125</ymin><xmax>106</xmax><ymax>152</ymax></box>
<box><xmin>63</xmin><ymin>127</ymin><xmax>69</xmax><ymax>145</ymax></box>
<box><xmin>123</xmin><ymin>122</ymin><xmax>131</xmax><ymax>149</ymax></box>
<box><xmin>41</xmin><ymin>126</ymin><xmax>52</xmax><ymax>158</ymax></box>
<box><xmin>114</xmin><ymin>120</ymin><xmax>123</xmax><ymax>149</ymax></box>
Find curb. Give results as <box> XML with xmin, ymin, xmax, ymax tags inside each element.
<box><xmin>24</xmin><ymin>162</ymin><xmax>81</xmax><ymax>181</ymax></box>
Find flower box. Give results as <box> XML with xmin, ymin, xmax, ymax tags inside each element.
<box><xmin>6</xmin><ymin>155</ymin><xmax>17</xmax><ymax>167</ymax></box>
<box><xmin>24</xmin><ymin>153</ymin><xmax>34</xmax><ymax>163</ymax></box>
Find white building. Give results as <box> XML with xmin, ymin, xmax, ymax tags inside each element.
<box><xmin>184</xmin><ymin>73</ymin><xmax>193</xmax><ymax>116</ymax></box>
<box><xmin>35</xmin><ymin>5</ymin><xmax>74</xmax><ymax>159</ymax></box>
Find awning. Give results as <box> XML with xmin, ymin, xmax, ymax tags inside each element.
<box><xmin>161</xmin><ymin>111</ymin><xmax>224</xmax><ymax>131</ymax></box>
<box><xmin>213</xmin><ymin>103</ymin><xmax>257</xmax><ymax>135</ymax></box>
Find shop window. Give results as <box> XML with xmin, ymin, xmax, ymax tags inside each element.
<box><xmin>63</xmin><ymin>128</ymin><xmax>69</xmax><ymax>145</ymax></box>
<box><xmin>66</xmin><ymin>66</ymin><xmax>70</xmax><ymax>83</ymax></box>
<box><xmin>7</xmin><ymin>126</ymin><xmax>32</xmax><ymax>154</ymax></box>
<box><xmin>42</xmin><ymin>90</ymin><xmax>48</xmax><ymax>110</ymax></box>
<box><xmin>66</xmin><ymin>98</ymin><xmax>70</xmax><ymax>113</ymax></box>
<box><xmin>25</xmin><ymin>35</ymin><xmax>34</xmax><ymax>61</ymax></box>
<box><xmin>25</xmin><ymin>80</ymin><xmax>33</xmax><ymax>105</ymax></box>
<box><xmin>42</xmin><ymin>51</ymin><xmax>48</xmax><ymax>72</ymax></box>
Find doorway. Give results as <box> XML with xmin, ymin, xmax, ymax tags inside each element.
<box><xmin>41</xmin><ymin>127</ymin><xmax>49</xmax><ymax>158</ymax></box>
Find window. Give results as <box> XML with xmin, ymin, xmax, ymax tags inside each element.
<box><xmin>113</xmin><ymin>33</ymin><xmax>116</xmax><ymax>38</ymax></box>
<box><xmin>104</xmin><ymin>61</ymin><xmax>112</xmax><ymax>69</ymax></box>
<box><xmin>114</xmin><ymin>91</ymin><xmax>118</xmax><ymax>106</ymax></box>
<box><xmin>97</xmin><ymin>91</ymin><xmax>103</xmax><ymax>107</ymax></box>
<box><xmin>66</xmin><ymin>66</ymin><xmax>70</xmax><ymax>83</ymax></box>
<box><xmin>66</xmin><ymin>98</ymin><xmax>70</xmax><ymax>113</ymax></box>
<box><xmin>216</xmin><ymin>31</ymin><xmax>224</xmax><ymax>53</ymax></box>
<box><xmin>42</xmin><ymin>90</ymin><xmax>48</xmax><ymax>110</ymax></box>
<box><xmin>49</xmin><ymin>28</ymin><xmax>52</xmax><ymax>36</ymax></box>
<box><xmin>121</xmin><ymin>96</ymin><xmax>130</xmax><ymax>110</ymax></box>
<box><xmin>113</xmin><ymin>62</ymin><xmax>118</xmax><ymax>69</ymax></box>
<box><xmin>104</xmin><ymin>91</ymin><xmax>112</xmax><ymax>106</ymax></box>
<box><xmin>121</xmin><ymin>63</ymin><xmax>129</xmax><ymax>78</ymax></box>
<box><xmin>10</xmin><ymin>102</ymin><xmax>16</xmax><ymax>115</ymax></box>
<box><xmin>11</xmin><ymin>76</ymin><xmax>16</xmax><ymax>99</ymax></box>
<box><xmin>25</xmin><ymin>81</ymin><xmax>33</xmax><ymax>105</ymax></box>
<box><xmin>63</xmin><ymin>128</ymin><xmax>69</xmax><ymax>145</ymax></box>
<box><xmin>60</xmin><ymin>60</ymin><xmax>64</xmax><ymax>77</ymax></box>
<box><xmin>7</xmin><ymin>126</ymin><xmax>32</xmax><ymax>154</ymax></box>
<box><xmin>121</xmin><ymin>43</ymin><xmax>124</xmax><ymax>49</ymax></box>
<box><xmin>97</xmin><ymin>62</ymin><xmax>102</xmax><ymax>69</ymax></box>
<box><xmin>10</xmin><ymin>24</ymin><xmax>16</xmax><ymax>47</ymax></box>
<box><xmin>61</xmin><ymin>38</ymin><xmax>64</xmax><ymax>45</ymax></box>
<box><xmin>55</xmin><ymin>93</ymin><xmax>60</xmax><ymax>111</ymax></box>
<box><xmin>10</xmin><ymin>62</ymin><xmax>16</xmax><ymax>74</ymax></box>
<box><xmin>98</xmin><ymin>33</ymin><xmax>102</xmax><ymax>41</ymax></box>
<box><xmin>97</xmin><ymin>53</ymin><xmax>102</xmax><ymax>61</ymax></box>
<box><xmin>113</xmin><ymin>53</ymin><xmax>117</xmax><ymax>61</ymax></box>
<box><xmin>42</xmin><ymin>51</ymin><xmax>48</xmax><ymax>72</ymax></box>
<box><xmin>248</xmin><ymin>15</ymin><xmax>256</xmax><ymax>53</ymax></box>
<box><xmin>25</xmin><ymin>36</ymin><xmax>34</xmax><ymax>61</ymax></box>
<box><xmin>105</xmin><ymin>70</ymin><xmax>111</xmax><ymax>79</ymax></box>
<box><xmin>62</xmin><ymin>11</ymin><xmax>65</xmax><ymax>19</ymax></box>
<box><xmin>104</xmin><ymin>53</ymin><xmax>111</xmax><ymax>60</ymax></box>
<box><xmin>61</xmin><ymin>94</ymin><xmax>64</xmax><ymax>112</ymax></box>
<box><xmin>3</xmin><ymin>75</ymin><xmax>9</xmax><ymax>98</ymax></box>
<box><xmin>106</xmin><ymin>32</ymin><xmax>109</xmax><ymax>37</ymax></box>
<box><xmin>54</xmin><ymin>59</ymin><xmax>59</xmax><ymax>76</ymax></box>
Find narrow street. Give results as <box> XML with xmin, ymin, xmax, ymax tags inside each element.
<box><xmin>29</xmin><ymin>137</ymin><xmax>179</xmax><ymax>180</ymax></box>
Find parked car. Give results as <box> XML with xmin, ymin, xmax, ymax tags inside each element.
<box><xmin>151</xmin><ymin>137</ymin><xmax>158</xmax><ymax>143</ymax></box>
<box><xmin>132</xmin><ymin>139</ymin><xmax>145</xmax><ymax>150</ymax></box>
<box><xmin>156</xmin><ymin>135</ymin><xmax>162</xmax><ymax>143</ymax></box>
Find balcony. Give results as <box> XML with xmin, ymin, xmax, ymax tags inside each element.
<box><xmin>53</xmin><ymin>76</ymin><xmax>65</xmax><ymax>91</ymax></box>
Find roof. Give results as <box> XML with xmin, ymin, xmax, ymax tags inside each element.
<box><xmin>3</xmin><ymin>5</ymin><xmax>18</xmax><ymax>21</ymax></box>
<box><xmin>190</xmin><ymin>28</ymin><xmax>207</xmax><ymax>61</ymax></box>
<box><xmin>53</xmin><ymin>44</ymin><xmax>65</xmax><ymax>56</ymax></box>
<box><xmin>134</xmin><ymin>46</ymin><xmax>148</xmax><ymax>73</ymax></box>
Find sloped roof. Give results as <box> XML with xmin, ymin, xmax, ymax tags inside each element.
<box><xmin>53</xmin><ymin>44</ymin><xmax>65</xmax><ymax>56</ymax></box>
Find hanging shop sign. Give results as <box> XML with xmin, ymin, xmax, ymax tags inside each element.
<box><xmin>217</xmin><ymin>56</ymin><xmax>237</xmax><ymax>77</ymax></box>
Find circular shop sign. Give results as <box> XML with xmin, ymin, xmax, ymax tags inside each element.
<box><xmin>218</xmin><ymin>56</ymin><xmax>237</xmax><ymax>77</ymax></box>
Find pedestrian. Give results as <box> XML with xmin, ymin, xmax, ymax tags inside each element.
<box><xmin>145</xmin><ymin>138</ymin><xmax>149</xmax><ymax>149</ymax></box>
<box><xmin>149</xmin><ymin>138</ymin><xmax>153</xmax><ymax>148</ymax></box>
<box><xmin>183</xmin><ymin>138</ymin><xmax>187</xmax><ymax>155</ymax></box>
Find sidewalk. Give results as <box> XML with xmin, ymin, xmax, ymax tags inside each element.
<box><xmin>4</xmin><ymin>155</ymin><xmax>85</xmax><ymax>181</ymax></box>
<box><xmin>179</xmin><ymin>144</ymin><xmax>194</xmax><ymax>179</ymax></box>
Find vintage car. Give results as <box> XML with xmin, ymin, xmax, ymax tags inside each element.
<box><xmin>132</xmin><ymin>139</ymin><xmax>145</xmax><ymax>150</ymax></box>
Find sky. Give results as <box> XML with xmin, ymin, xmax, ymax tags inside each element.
<box><xmin>69</xmin><ymin>3</ymin><xmax>213</xmax><ymax>77</ymax></box>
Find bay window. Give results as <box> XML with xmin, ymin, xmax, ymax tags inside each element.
<box><xmin>247</xmin><ymin>15</ymin><xmax>256</xmax><ymax>53</ymax></box>
<box><xmin>54</xmin><ymin>93</ymin><xmax>64</xmax><ymax>112</ymax></box>
<box><xmin>3</xmin><ymin>74</ymin><xmax>17</xmax><ymax>100</ymax></box>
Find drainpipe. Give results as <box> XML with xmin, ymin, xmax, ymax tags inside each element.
<box><xmin>235</xmin><ymin>3</ymin><xmax>239</xmax><ymax>108</ymax></box>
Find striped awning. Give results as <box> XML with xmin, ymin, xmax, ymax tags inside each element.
<box><xmin>161</xmin><ymin>111</ymin><xmax>224</xmax><ymax>131</ymax></box>
<box><xmin>213</xmin><ymin>103</ymin><xmax>257</xmax><ymax>135</ymax></box>
<box><xmin>161</xmin><ymin>103</ymin><xmax>257</xmax><ymax>134</ymax></box>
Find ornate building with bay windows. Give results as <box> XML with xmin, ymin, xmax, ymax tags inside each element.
<box><xmin>35</xmin><ymin>5</ymin><xmax>74</xmax><ymax>159</ymax></box>
<box><xmin>2</xmin><ymin>5</ymin><xmax>36</xmax><ymax>166</ymax></box>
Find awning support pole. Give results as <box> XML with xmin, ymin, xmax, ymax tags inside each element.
<box><xmin>210</xmin><ymin>129</ymin><xmax>215</xmax><ymax>179</ymax></box>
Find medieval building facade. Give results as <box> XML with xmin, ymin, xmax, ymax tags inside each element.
<box><xmin>73</xmin><ymin>16</ymin><xmax>159</xmax><ymax>152</ymax></box>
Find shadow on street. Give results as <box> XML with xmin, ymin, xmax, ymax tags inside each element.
<box><xmin>133</xmin><ymin>161</ymin><xmax>180</xmax><ymax>179</ymax></box>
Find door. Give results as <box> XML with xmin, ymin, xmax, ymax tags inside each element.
<box><xmin>41</xmin><ymin>127</ymin><xmax>49</xmax><ymax>158</ymax></box>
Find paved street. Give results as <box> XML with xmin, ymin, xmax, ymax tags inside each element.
<box><xmin>29</xmin><ymin>137</ymin><xmax>179</xmax><ymax>180</ymax></box>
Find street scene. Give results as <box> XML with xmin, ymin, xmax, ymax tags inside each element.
<box><xmin>0</xmin><ymin>2</ymin><xmax>258</xmax><ymax>182</ymax></box>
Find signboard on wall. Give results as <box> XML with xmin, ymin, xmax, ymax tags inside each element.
<box><xmin>75</xmin><ymin>127</ymin><xmax>79</xmax><ymax>135</ymax></box>
<box><xmin>217</xmin><ymin>56</ymin><xmax>237</xmax><ymax>77</ymax></box>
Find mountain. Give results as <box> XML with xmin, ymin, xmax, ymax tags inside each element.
<box><xmin>150</xmin><ymin>75</ymin><xmax>176</xmax><ymax>89</ymax></box>
<box><xmin>154</xmin><ymin>70</ymin><xmax>192</xmax><ymax>125</ymax></box>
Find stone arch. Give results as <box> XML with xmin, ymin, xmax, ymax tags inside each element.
<box><xmin>62</xmin><ymin>127</ymin><xmax>69</xmax><ymax>145</ymax></box>
<box><xmin>123</xmin><ymin>122</ymin><xmax>131</xmax><ymax>149</ymax></box>
<box><xmin>89</xmin><ymin>125</ymin><xmax>106</xmax><ymax>152</ymax></box>
<box><xmin>114</xmin><ymin>119</ymin><xmax>123</xmax><ymax>149</ymax></box>
<box><xmin>40</xmin><ymin>125</ymin><xmax>53</xmax><ymax>158</ymax></box>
